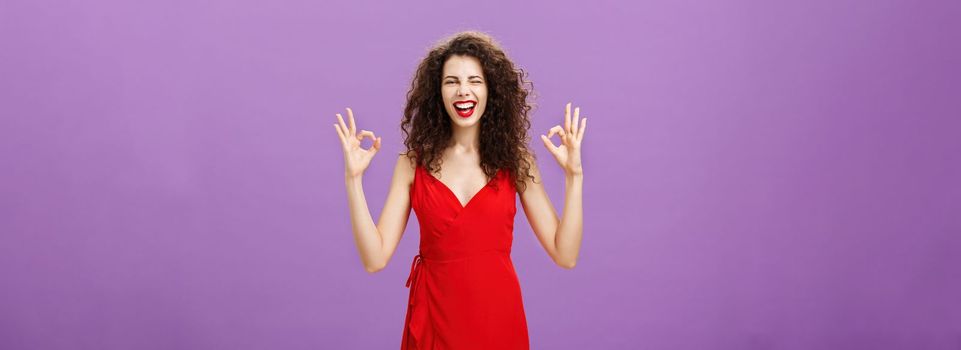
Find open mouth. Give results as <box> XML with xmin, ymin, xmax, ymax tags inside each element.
<box><xmin>453</xmin><ymin>100</ymin><xmax>476</xmax><ymax>118</ymax></box>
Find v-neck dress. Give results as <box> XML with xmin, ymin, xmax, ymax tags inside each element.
<box><xmin>401</xmin><ymin>163</ymin><xmax>530</xmax><ymax>349</ymax></box>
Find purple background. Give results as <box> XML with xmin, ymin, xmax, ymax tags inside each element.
<box><xmin>2</xmin><ymin>0</ymin><xmax>959</xmax><ymax>349</ymax></box>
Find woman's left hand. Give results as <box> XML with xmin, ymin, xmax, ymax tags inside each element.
<box><xmin>541</xmin><ymin>102</ymin><xmax>587</xmax><ymax>177</ymax></box>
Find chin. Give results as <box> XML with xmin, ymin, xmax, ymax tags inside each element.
<box><xmin>448</xmin><ymin>110</ymin><xmax>484</xmax><ymax>127</ymax></box>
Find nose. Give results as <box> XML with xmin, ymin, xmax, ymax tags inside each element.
<box><xmin>456</xmin><ymin>83</ymin><xmax>472</xmax><ymax>97</ymax></box>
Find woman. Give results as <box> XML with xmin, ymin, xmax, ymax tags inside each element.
<box><xmin>332</xmin><ymin>31</ymin><xmax>587</xmax><ymax>349</ymax></box>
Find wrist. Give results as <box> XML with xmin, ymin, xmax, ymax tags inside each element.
<box><xmin>345</xmin><ymin>173</ymin><xmax>363</xmax><ymax>183</ymax></box>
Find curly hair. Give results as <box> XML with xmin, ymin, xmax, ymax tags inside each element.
<box><xmin>400</xmin><ymin>30</ymin><xmax>538</xmax><ymax>193</ymax></box>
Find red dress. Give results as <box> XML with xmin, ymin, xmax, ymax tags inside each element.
<box><xmin>401</xmin><ymin>163</ymin><xmax>530</xmax><ymax>349</ymax></box>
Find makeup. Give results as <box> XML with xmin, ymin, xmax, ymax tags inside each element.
<box><xmin>453</xmin><ymin>100</ymin><xmax>476</xmax><ymax>118</ymax></box>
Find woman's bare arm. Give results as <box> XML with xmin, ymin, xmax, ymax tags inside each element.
<box><xmin>344</xmin><ymin>154</ymin><xmax>415</xmax><ymax>273</ymax></box>
<box><xmin>520</xmin><ymin>102</ymin><xmax>587</xmax><ymax>269</ymax></box>
<box><xmin>519</xmin><ymin>158</ymin><xmax>583</xmax><ymax>269</ymax></box>
<box><xmin>334</xmin><ymin>107</ymin><xmax>415</xmax><ymax>273</ymax></box>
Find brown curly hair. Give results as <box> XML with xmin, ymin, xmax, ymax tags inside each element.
<box><xmin>400</xmin><ymin>30</ymin><xmax>538</xmax><ymax>193</ymax></box>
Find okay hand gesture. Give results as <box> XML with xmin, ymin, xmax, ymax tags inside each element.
<box><xmin>540</xmin><ymin>102</ymin><xmax>587</xmax><ymax>177</ymax></box>
<box><xmin>333</xmin><ymin>107</ymin><xmax>382</xmax><ymax>179</ymax></box>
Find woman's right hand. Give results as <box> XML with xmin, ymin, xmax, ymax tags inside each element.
<box><xmin>333</xmin><ymin>107</ymin><xmax>381</xmax><ymax>179</ymax></box>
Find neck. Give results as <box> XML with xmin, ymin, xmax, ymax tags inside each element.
<box><xmin>448</xmin><ymin>121</ymin><xmax>480</xmax><ymax>152</ymax></box>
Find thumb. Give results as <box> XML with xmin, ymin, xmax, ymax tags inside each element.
<box><xmin>541</xmin><ymin>134</ymin><xmax>556</xmax><ymax>152</ymax></box>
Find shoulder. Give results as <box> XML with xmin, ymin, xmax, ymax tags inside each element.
<box><xmin>393</xmin><ymin>152</ymin><xmax>417</xmax><ymax>185</ymax></box>
<box><xmin>509</xmin><ymin>151</ymin><xmax>541</xmax><ymax>195</ymax></box>
<box><xmin>521</xmin><ymin>151</ymin><xmax>541</xmax><ymax>179</ymax></box>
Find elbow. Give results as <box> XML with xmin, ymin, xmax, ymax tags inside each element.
<box><xmin>555</xmin><ymin>259</ymin><xmax>577</xmax><ymax>270</ymax></box>
<box><xmin>365</xmin><ymin>262</ymin><xmax>385</xmax><ymax>274</ymax></box>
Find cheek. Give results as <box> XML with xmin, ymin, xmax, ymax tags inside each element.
<box><xmin>441</xmin><ymin>86</ymin><xmax>455</xmax><ymax>97</ymax></box>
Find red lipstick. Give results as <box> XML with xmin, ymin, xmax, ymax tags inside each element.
<box><xmin>452</xmin><ymin>100</ymin><xmax>477</xmax><ymax>118</ymax></box>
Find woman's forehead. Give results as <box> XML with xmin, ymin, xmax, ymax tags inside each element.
<box><xmin>442</xmin><ymin>55</ymin><xmax>483</xmax><ymax>75</ymax></box>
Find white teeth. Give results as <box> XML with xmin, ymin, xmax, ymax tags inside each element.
<box><xmin>455</xmin><ymin>102</ymin><xmax>475</xmax><ymax>109</ymax></box>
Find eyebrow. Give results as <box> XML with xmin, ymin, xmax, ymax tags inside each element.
<box><xmin>443</xmin><ymin>75</ymin><xmax>484</xmax><ymax>80</ymax></box>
